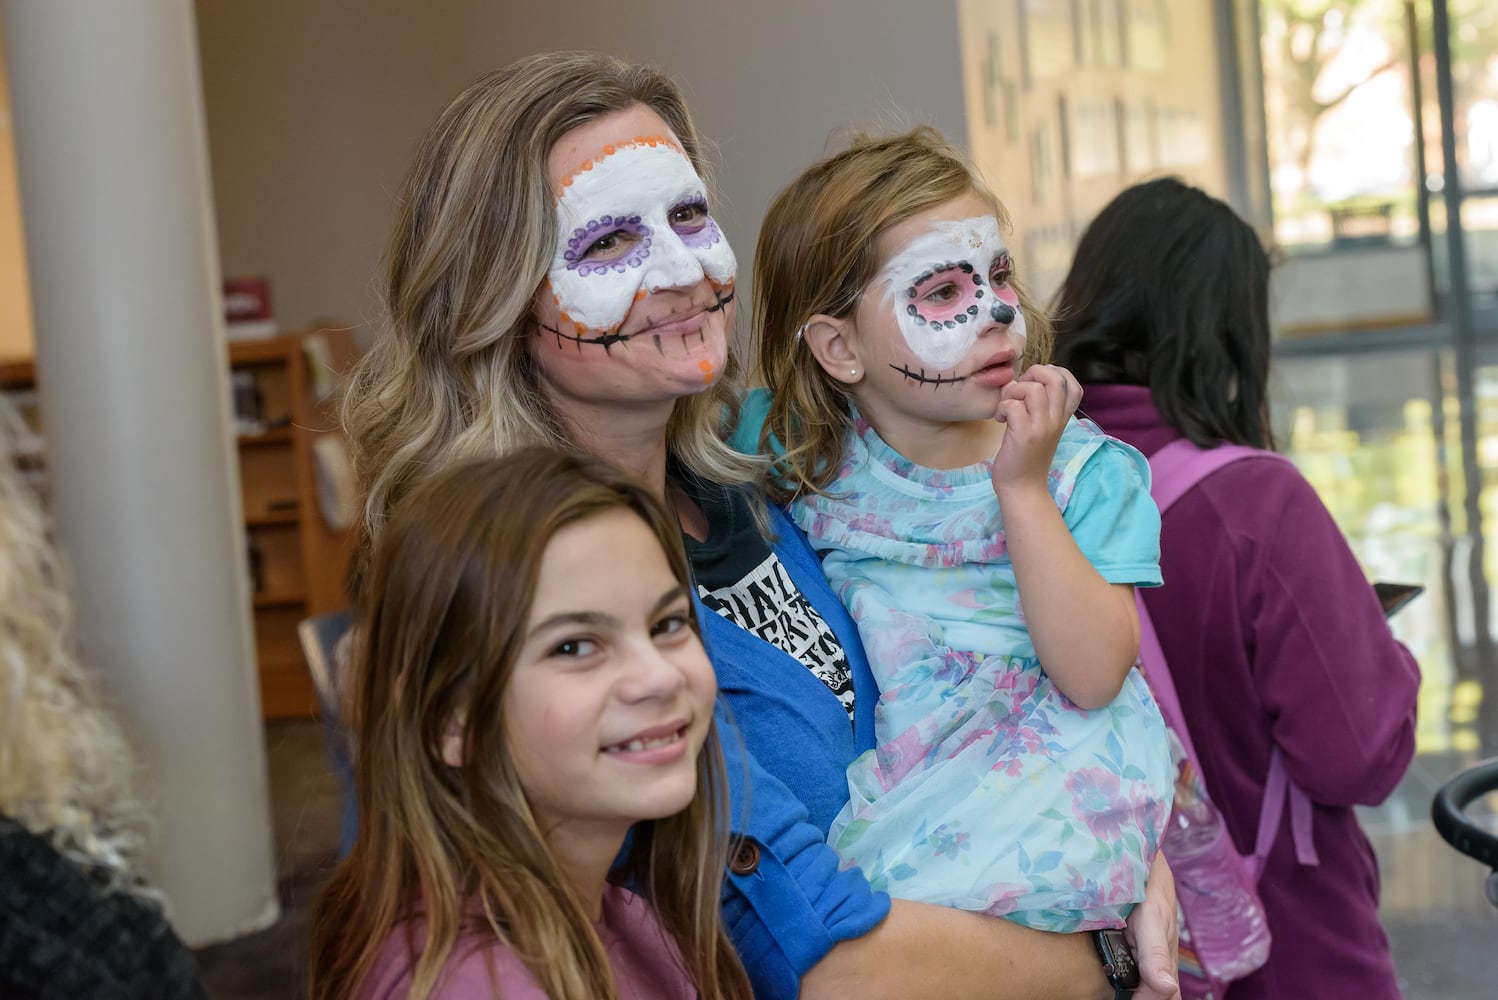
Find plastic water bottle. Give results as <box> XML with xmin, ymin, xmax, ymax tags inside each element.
<box><xmin>1160</xmin><ymin>740</ymin><xmax>1272</xmax><ymax>981</ymax></box>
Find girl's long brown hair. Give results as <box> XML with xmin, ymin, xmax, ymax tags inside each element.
<box><xmin>751</xmin><ymin>126</ymin><xmax>1052</xmax><ymax>506</ymax></box>
<box><xmin>308</xmin><ymin>447</ymin><xmax>750</xmax><ymax>1000</ymax></box>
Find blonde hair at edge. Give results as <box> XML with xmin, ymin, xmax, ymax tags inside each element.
<box><xmin>751</xmin><ymin>126</ymin><xmax>1054</xmax><ymax>507</ymax></box>
<box><xmin>0</xmin><ymin>396</ymin><xmax>146</xmax><ymax>892</ymax></box>
<box><xmin>342</xmin><ymin>51</ymin><xmax>757</xmax><ymax>545</ymax></box>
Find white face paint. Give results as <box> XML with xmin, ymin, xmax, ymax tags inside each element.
<box><xmin>547</xmin><ymin>136</ymin><xmax>736</xmax><ymax>335</ymax></box>
<box><xmin>869</xmin><ymin>215</ymin><xmax>1026</xmax><ymax>371</ymax></box>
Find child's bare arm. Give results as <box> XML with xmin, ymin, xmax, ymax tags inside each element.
<box><xmin>991</xmin><ymin>365</ymin><xmax>1139</xmax><ymax>708</ymax></box>
<box><xmin>995</xmin><ymin>487</ymin><xmax>1139</xmax><ymax>706</ymax></box>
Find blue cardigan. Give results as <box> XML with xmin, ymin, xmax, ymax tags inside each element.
<box><xmin>703</xmin><ymin>500</ymin><xmax>890</xmax><ymax>997</ymax></box>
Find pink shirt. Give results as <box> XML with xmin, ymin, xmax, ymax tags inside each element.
<box><xmin>356</xmin><ymin>885</ymin><xmax>696</xmax><ymax>999</ymax></box>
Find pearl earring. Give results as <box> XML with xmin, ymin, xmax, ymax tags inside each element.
<box><xmin>850</xmin><ymin>368</ymin><xmax>858</xmax><ymax>377</ymax></box>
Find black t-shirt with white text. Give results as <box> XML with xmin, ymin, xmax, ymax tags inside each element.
<box><xmin>676</xmin><ymin>469</ymin><xmax>854</xmax><ymax>719</ymax></box>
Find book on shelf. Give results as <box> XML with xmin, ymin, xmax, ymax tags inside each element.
<box><xmin>224</xmin><ymin>276</ymin><xmax>279</xmax><ymax>341</ymax></box>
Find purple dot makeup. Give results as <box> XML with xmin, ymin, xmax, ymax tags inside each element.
<box><xmin>547</xmin><ymin>138</ymin><xmax>738</xmax><ymax>334</ymax></box>
<box><xmin>671</xmin><ymin>198</ymin><xmax>724</xmax><ymax>253</ymax></box>
<box><xmin>681</xmin><ymin>216</ymin><xmax>723</xmax><ymax>251</ymax></box>
<box><xmin>563</xmin><ymin>215</ymin><xmax>654</xmax><ymax>276</ymax></box>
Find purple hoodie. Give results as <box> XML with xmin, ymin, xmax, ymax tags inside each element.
<box><xmin>1081</xmin><ymin>383</ymin><xmax>1418</xmax><ymax>1000</ymax></box>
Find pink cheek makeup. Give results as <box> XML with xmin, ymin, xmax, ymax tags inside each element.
<box><xmin>904</xmin><ymin>255</ymin><xmax>1019</xmax><ymax>333</ymax></box>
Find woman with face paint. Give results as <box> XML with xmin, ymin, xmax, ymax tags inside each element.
<box><xmin>746</xmin><ymin>124</ymin><xmax>1174</xmax><ymax>949</ymax></box>
<box><xmin>343</xmin><ymin>54</ymin><xmax>1180</xmax><ymax>1000</ymax></box>
<box><xmin>1053</xmin><ymin>179</ymin><xmax>1418</xmax><ymax>1000</ymax></box>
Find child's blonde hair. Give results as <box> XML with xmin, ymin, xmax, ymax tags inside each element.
<box><xmin>750</xmin><ymin>126</ymin><xmax>1051</xmax><ymax>506</ymax></box>
<box><xmin>309</xmin><ymin>447</ymin><xmax>750</xmax><ymax>1000</ymax></box>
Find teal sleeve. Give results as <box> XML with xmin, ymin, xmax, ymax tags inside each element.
<box><xmin>1065</xmin><ymin>437</ymin><xmax>1163</xmax><ymax>587</ymax></box>
<box><xmin>728</xmin><ymin>387</ymin><xmax>777</xmax><ymax>456</ymax></box>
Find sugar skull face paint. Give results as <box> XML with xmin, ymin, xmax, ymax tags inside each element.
<box><xmin>546</xmin><ymin>135</ymin><xmax>737</xmax><ymax>338</ymax></box>
<box><xmin>868</xmin><ymin>214</ymin><xmax>1026</xmax><ymax>375</ymax></box>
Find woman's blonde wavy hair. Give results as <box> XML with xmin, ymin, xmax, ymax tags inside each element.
<box><xmin>0</xmin><ymin>395</ymin><xmax>145</xmax><ymax>890</ymax></box>
<box><xmin>751</xmin><ymin>126</ymin><xmax>1053</xmax><ymax>506</ymax></box>
<box><xmin>342</xmin><ymin>51</ymin><xmax>756</xmax><ymax>553</ymax></box>
<box><xmin>308</xmin><ymin>448</ymin><xmax>750</xmax><ymax>1000</ymax></box>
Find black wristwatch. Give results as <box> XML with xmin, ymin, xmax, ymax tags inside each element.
<box><xmin>1092</xmin><ymin>928</ymin><xmax>1141</xmax><ymax>1000</ymax></box>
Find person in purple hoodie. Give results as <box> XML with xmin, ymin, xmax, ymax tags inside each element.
<box><xmin>1052</xmin><ymin>177</ymin><xmax>1420</xmax><ymax>1000</ymax></box>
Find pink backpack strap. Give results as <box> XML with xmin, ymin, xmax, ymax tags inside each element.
<box><xmin>1253</xmin><ymin>752</ymin><xmax>1320</xmax><ymax>875</ymax></box>
<box><xmin>1147</xmin><ymin>438</ymin><xmax>1290</xmax><ymax>511</ymax></box>
<box><xmin>1135</xmin><ymin>590</ymin><xmax>1194</xmax><ymax>760</ymax></box>
<box><xmin>1144</xmin><ymin>437</ymin><xmax>1320</xmax><ymax>874</ymax></box>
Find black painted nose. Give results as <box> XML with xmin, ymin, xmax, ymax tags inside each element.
<box><xmin>990</xmin><ymin>302</ymin><xmax>1016</xmax><ymax>325</ymax></box>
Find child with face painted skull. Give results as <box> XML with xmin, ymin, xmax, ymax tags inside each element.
<box><xmin>743</xmin><ymin>127</ymin><xmax>1174</xmax><ymax>933</ymax></box>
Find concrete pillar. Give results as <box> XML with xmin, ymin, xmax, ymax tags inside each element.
<box><xmin>1</xmin><ymin>0</ymin><xmax>278</xmax><ymax>943</ymax></box>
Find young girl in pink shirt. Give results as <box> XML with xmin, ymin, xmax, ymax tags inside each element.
<box><xmin>308</xmin><ymin>447</ymin><xmax>751</xmax><ymax>1000</ymax></box>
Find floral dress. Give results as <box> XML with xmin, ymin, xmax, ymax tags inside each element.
<box><xmin>790</xmin><ymin>414</ymin><xmax>1174</xmax><ymax>931</ymax></box>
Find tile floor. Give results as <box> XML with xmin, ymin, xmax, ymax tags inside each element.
<box><xmin>193</xmin><ymin>721</ymin><xmax>1498</xmax><ymax>999</ymax></box>
<box><xmin>1361</xmin><ymin>750</ymin><xmax>1498</xmax><ymax>1000</ymax></box>
<box><xmin>193</xmin><ymin>721</ymin><xmax>342</xmax><ymax>999</ymax></box>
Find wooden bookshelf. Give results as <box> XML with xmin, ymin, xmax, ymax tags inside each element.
<box><xmin>0</xmin><ymin>329</ymin><xmax>359</xmax><ymax>720</ymax></box>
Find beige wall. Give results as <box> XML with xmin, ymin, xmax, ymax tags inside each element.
<box><xmin>0</xmin><ymin>18</ymin><xmax>34</xmax><ymax>361</ymax></box>
<box><xmin>194</xmin><ymin>4</ymin><xmax>475</xmax><ymax>336</ymax></box>
<box><xmin>958</xmin><ymin>0</ymin><xmax>1233</xmax><ymax>301</ymax></box>
<box><xmin>194</xmin><ymin>1</ymin><xmax>968</xmax><ymax>334</ymax></box>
